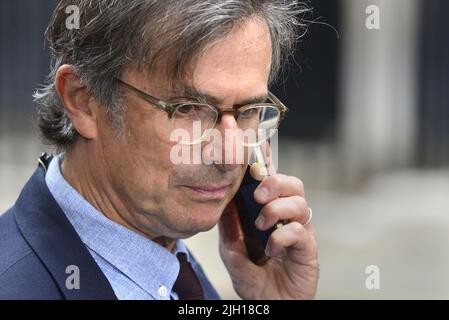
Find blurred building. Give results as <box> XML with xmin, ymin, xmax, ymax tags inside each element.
<box><xmin>0</xmin><ymin>0</ymin><xmax>53</xmax><ymax>134</ymax></box>
<box><xmin>0</xmin><ymin>0</ymin><xmax>448</xmax><ymax>299</ymax></box>
<box><xmin>271</xmin><ymin>0</ymin><xmax>448</xmax><ymax>187</ymax></box>
<box><xmin>1</xmin><ymin>0</ymin><xmax>448</xmax><ymax>175</ymax></box>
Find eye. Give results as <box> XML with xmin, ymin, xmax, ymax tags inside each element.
<box><xmin>176</xmin><ymin>104</ymin><xmax>199</xmax><ymax>115</ymax></box>
<box><xmin>239</xmin><ymin>108</ymin><xmax>259</xmax><ymax>118</ymax></box>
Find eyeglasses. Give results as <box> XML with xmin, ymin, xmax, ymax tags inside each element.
<box><xmin>116</xmin><ymin>78</ymin><xmax>288</xmax><ymax>145</ymax></box>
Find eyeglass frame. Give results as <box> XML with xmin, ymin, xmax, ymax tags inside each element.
<box><xmin>115</xmin><ymin>78</ymin><xmax>289</xmax><ymax>127</ymax></box>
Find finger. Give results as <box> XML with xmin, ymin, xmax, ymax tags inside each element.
<box><xmin>218</xmin><ymin>199</ymin><xmax>257</xmax><ymax>270</ymax></box>
<box><xmin>259</xmin><ymin>141</ymin><xmax>277</xmax><ymax>176</ymax></box>
<box><xmin>250</xmin><ymin>142</ymin><xmax>276</xmax><ymax>179</ymax></box>
<box><xmin>249</xmin><ymin>162</ymin><xmax>269</xmax><ymax>181</ymax></box>
<box><xmin>253</xmin><ymin>174</ymin><xmax>305</xmax><ymax>204</ymax></box>
<box><xmin>255</xmin><ymin>196</ymin><xmax>309</xmax><ymax>230</ymax></box>
<box><xmin>265</xmin><ymin>221</ymin><xmax>314</xmax><ymax>258</ymax></box>
<box><xmin>219</xmin><ymin>199</ymin><xmax>245</xmax><ymax>245</ymax></box>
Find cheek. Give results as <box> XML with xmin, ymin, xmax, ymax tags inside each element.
<box><xmin>127</xmin><ymin>115</ymin><xmax>174</xmax><ymax>177</ymax></box>
<box><xmin>102</xmin><ymin>108</ymin><xmax>175</xmax><ymax>206</ymax></box>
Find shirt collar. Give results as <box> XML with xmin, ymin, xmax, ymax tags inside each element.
<box><xmin>45</xmin><ymin>154</ymin><xmax>189</xmax><ymax>299</ymax></box>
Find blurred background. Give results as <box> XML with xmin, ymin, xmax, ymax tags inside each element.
<box><xmin>1</xmin><ymin>0</ymin><xmax>448</xmax><ymax>299</ymax></box>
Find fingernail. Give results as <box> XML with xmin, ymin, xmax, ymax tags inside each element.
<box><xmin>250</xmin><ymin>163</ymin><xmax>267</xmax><ymax>181</ymax></box>
<box><xmin>255</xmin><ymin>186</ymin><xmax>269</xmax><ymax>202</ymax></box>
<box><xmin>255</xmin><ymin>215</ymin><xmax>265</xmax><ymax>229</ymax></box>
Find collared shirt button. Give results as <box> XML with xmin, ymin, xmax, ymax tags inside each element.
<box><xmin>158</xmin><ymin>285</ymin><xmax>168</xmax><ymax>298</ymax></box>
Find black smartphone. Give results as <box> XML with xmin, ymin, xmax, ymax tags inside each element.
<box><xmin>234</xmin><ymin>146</ymin><xmax>276</xmax><ymax>265</ymax></box>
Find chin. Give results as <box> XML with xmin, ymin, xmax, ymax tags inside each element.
<box><xmin>174</xmin><ymin>204</ymin><xmax>225</xmax><ymax>236</ymax></box>
<box><xmin>193</xmin><ymin>205</ymin><xmax>224</xmax><ymax>227</ymax></box>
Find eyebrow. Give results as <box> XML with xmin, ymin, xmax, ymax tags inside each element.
<box><xmin>168</xmin><ymin>86</ymin><xmax>269</xmax><ymax>108</ymax></box>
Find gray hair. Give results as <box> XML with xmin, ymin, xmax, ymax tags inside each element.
<box><xmin>34</xmin><ymin>0</ymin><xmax>311</xmax><ymax>151</ymax></box>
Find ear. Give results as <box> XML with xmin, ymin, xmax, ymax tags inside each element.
<box><xmin>55</xmin><ymin>64</ymin><xmax>98</xmax><ymax>140</ymax></box>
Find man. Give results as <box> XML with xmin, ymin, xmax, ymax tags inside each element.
<box><xmin>0</xmin><ymin>0</ymin><xmax>318</xmax><ymax>299</ymax></box>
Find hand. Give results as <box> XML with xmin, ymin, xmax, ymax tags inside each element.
<box><xmin>218</xmin><ymin>170</ymin><xmax>318</xmax><ymax>300</ymax></box>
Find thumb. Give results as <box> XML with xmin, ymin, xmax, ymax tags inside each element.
<box><xmin>218</xmin><ymin>199</ymin><xmax>246</xmax><ymax>255</ymax></box>
<box><xmin>218</xmin><ymin>199</ymin><xmax>254</xmax><ymax>270</ymax></box>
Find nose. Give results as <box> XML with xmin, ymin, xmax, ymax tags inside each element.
<box><xmin>219</xmin><ymin>113</ymin><xmax>238</xmax><ymax>131</ymax></box>
<box><xmin>217</xmin><ymin>114</ymin><xmax>242</xmax><ymax>170</ymax></box>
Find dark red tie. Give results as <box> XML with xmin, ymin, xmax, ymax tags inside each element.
<box><xmin>172</xmin><ymin>252</ymin><xmax>204</xmax><ymax>300</ymax></box>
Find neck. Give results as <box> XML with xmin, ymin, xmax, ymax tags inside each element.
<box><xmin>60</xmin><ymin>141</ymin><xmax>176</xmax><ymax>252</ymax></box>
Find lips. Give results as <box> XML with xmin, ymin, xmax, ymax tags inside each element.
<box><xmin>181</xmin><ymin>184</ymin><xmax>231</xmax><ymax>200</ymax></box>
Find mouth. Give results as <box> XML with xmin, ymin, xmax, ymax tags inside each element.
<box><xmin>181</xmin><ymin>184</ymin><xmax>231</xmax><ymax>201</ymax></box>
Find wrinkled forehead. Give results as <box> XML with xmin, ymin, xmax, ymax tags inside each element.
<box><xmin>129</xmin><ymin>18</ymin><xmax>272</xmax><ymax>100</ymax></box>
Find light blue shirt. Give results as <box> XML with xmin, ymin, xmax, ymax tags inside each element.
<box><xmin>45</xmin><ymin>154</ymin><xmax>190</xmax><ymax>300</ymax></box>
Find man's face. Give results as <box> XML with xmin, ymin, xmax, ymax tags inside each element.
<box><xmin>94</xmin><ymin>18</ymin><xmax>272</xmax><ymax>239</ymax></box>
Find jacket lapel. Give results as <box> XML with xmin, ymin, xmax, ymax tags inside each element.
<box><xmin>13</xmin><ymin>155</ymin><xmax>117</xmax><ymax>300</ymax></box>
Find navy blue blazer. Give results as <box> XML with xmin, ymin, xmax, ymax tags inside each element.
<box><xmin>0</xmin><ymin>154</ymin><xmax>220</xmax><ymax>300</ymax></box>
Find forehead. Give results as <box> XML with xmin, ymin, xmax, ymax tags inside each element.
<box><xmin>190</xmin><ymin>18</ymin><xmax>272</xmax><ymax>101</ymax></box>
<box><xmin>127</xmin><ymin>17</ymin><xmax>272</xmax><ymax>100</ymax></box>
<box><xmin>193</xmin><ymin>18</ymin><xmax>272</xmax><ymax>77</ymax></box>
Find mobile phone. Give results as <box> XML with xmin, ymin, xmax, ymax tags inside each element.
<box><xmin>234</xmin><ymin>145</ymin><xmax>275</xmax><ymax>265</ymax></box>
